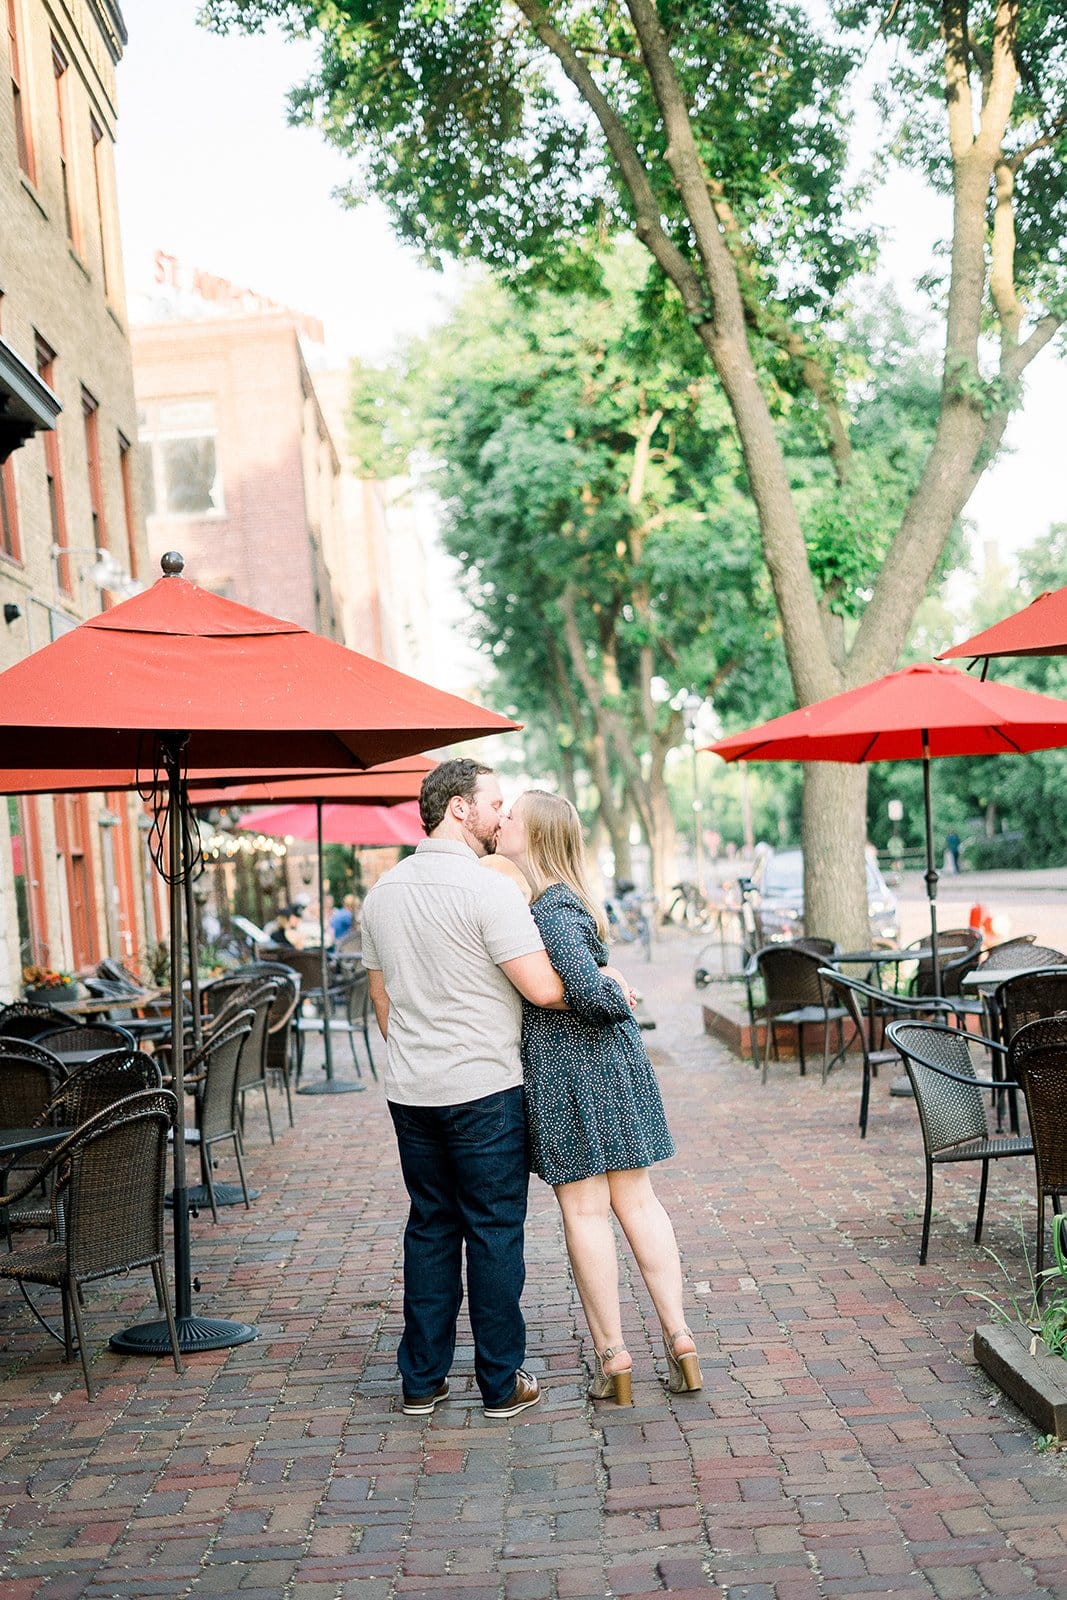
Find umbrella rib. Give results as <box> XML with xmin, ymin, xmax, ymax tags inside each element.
<box><xmin>858</xmin><ymin>732</ymin><xmax>880</xmax><ymax>763</ymax></box>
<box><xmin>991</xmin><ymin>727</ymin><xmax>1025</xmax><ymax>754</ymax></box>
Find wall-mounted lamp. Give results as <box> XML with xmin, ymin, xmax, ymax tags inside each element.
<box><xmin>51</xmin><ymin>544</ymin><xmax>143</xmax><ymax>598</ymax></box>
<box><xmin>3</xmin><ymin>602</ymin><xmax>21</xmax><ymax>625</ymax></box>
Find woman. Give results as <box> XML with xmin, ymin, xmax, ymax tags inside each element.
<box><xmin>496</xmin><ymin>790</ymin><xmax>701</xmax><ymax>1405</ymax></box>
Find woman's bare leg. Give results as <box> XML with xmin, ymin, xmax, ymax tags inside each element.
<box><xmin>606</xmin><ymin>1167</ymin><xmax>694</xmax><ymax>1353</ymax></box>
<box><xmin>554</xmin><ymin>1175</ymin><xmax>631</xmax><ymax>1373</ymax></box>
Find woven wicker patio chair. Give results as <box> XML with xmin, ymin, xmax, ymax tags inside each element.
<box><xmin>281</xmin><ymin>948</ymin><xmax>368</xmax><ymax>1083</ymax></box>
<box><xmin>0</xmin><ymin>1044</ymin><xmax>66</xmax><ymax>1125</ymax></box>
<box><xmin>755</xmin><ymin>945</ymin><xmax>847</xmax><ymax>1086</ymax></box>
<box><xmin>183</xmin><ymin>1013</ymin><xmax>255</xmax><ymax>1222</ymax></box>
<box><xmin>1009</xmin><ymin>1015</ymin><xmax>1067</xmax><ymax>1296</ymax></box>
<box><xmin>816</xmin><ymin>969</ymin><xmax>954</xmax><ymax>1138</ymax></box>
<box><xmin>886</xmin><ymin>1021</ymin><xmax>1033</xmax><ymax>1264</ymax></box>
<box><xmin>233</xmin><ymin>982</ymin><xmax>280</xmax><ymax>1143</ymax></box>
<box><xmin>217</xmin><ymin>965</ymin><xmax>301</xmax><ymax>1126</ymax></box>
<box><xmin>0</xmin><ymin>1001</ymin><xmax>78</xmax><ymax>1041</ymax></box>
<box><xmin>905</xmin><ymin>927</ymin><xmax>983</xmax><ymax>1001</ymax></box>
<box><xmin>36</xmin><ymin>1023</ymin><xmax>136</xmax><ymax>1055</ymax></box>
<box><xmin>0</xmin><ymin>1090</ymin><xmax>183</xmax><ymax>1399</ymax></box>
<box><xmin>43</xmin><ymin>1051</ymin><xmax>162</xmax><ymax>1129</ymax></box>
<box><xmin>993</xmin><ymin>968</ymin><xmax>1067</xmax><ymax>1046</ymax></box>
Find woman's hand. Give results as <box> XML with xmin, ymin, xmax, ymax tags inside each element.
<box><xmin>601</xmin><ymin>965</ymin><xmax>638</xmax><ymax>1010</ymax></box>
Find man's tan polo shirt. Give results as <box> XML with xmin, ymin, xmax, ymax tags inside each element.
<box><xmin>360</xmin><ymin>838</ymin><xmax>546</xmax><ymax>1107</ymax></box>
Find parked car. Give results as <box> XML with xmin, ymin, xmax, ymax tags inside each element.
<box><xmin>749</xmin><ymin>847</ymin><xmax>900</xmax><ymax>945</ymax></box>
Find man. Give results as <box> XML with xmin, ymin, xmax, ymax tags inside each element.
<box><xmin>361</xmin><ymin>758</ymin><xmax>565</xmax><ymax>1419</ymax></box>
<box><xmin>263</xmin><ymin>904</ymin><xmax>304</xmax><ymax>948</ymax></box>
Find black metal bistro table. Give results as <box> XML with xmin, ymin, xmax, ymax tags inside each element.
<box><xmin>829</xmin><ymin>948</ymin><xmax>937</xmax><ymax>1098</ymax></box>
<box><xmin>0</xmin><ymin>1126</ymin><xmax>66</xmax><ymax>1162</ymax></box>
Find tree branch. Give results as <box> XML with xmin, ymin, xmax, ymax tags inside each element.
<box><xmin>975</xmin><ymin>0</ymin><xmax>1019</xmax><ymax>159</ymax></box>
<box><xmin>510</xmin><ymin>0</ymin><xmax>711</xmax><ymax>327</ymax></box>
<box><xmin>707</xmin><ymin>179</ymin><xmax>852</xmax><ymax>482</ymax></box>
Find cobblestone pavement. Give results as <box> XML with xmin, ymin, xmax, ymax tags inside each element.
<box><xmin>2</xmin><ymin>934</ymin><xmax>1067</xmax><ymax>1599</ymax></box>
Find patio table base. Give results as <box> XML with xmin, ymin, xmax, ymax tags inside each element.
<box><xmin>165</xmin><ymin>1182</ymin><xmax>261</xmax><ymax>1210</ymax></box>
<box><xmin>889</xmin><ymin>1073</ymin><xmax>914</xmax><ymax>1097</ymax></box>
<box><xmin>111</xmin><ymin>1313</ymin><xmax>257</xmax><ymax>1356</ymax></box>
<box><xmin>297</xmin><ymin>1078</ymin><xmax>365</xmax><ymax>1095</ymax></box>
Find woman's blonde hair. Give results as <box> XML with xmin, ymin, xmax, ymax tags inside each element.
<box><xmin>519</xmin><ymin>790</ymin><xmax>608</xmax><ymax>941</ymax></box>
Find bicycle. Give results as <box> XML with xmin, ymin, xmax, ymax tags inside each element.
<box><xmin>692</xmin><ymin>876</ymin><xmax>763</xmax><ymax>987</ymax></box>
<box><xmin>604</xmin><ymin>881</ymin><xmax>653</xmax><ymax>962</ymax></box>
<box><xmin>661</xmin><ymin>880</ymin><xmax>715</xmax><ymax>930</ymax></box>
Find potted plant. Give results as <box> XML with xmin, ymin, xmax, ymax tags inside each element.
<box><xmin>21</xmin><ymin>964</ymin><xmax>78</xmax><ymax>1003</ymax></box>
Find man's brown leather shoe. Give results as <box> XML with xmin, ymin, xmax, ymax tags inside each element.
<box><xmin>483</xmin><ymin>1369</ymin><xmax>541</xmax><ymax>1418</ymax></box>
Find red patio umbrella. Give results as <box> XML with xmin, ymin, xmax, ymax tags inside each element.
<box><xmin>0</xmin><ymin>756</ymin><xmax>434</xmax><ymax>799</ymax></box>
<box><xmin>0</xmin><ymin>553</ymin><xmax>518</xmax><ymax>1359</ymax></box>
<box><xmin>238</xmin><ymin>799</ymin><xmax>425</xmax><ymax>849</ymax></box>
<box><xmin>190</xmin><ymin>757</ymin><xmax>432</xmax><ymax>809</ymax></box>
<box><xmin>939</xmin><ymin>585</ymin><xmax>1067</xmax><ymax>671</ymax></box>
<box><xmin>708</xmin><ymin>661</ymin><xmax>1067</xmax><ymax>991</ymax></box>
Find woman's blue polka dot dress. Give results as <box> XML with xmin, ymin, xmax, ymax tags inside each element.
<box><xmin>521</xmin><ymin>883</ymin><xmax>675</xmax><ymax>1185</ymax></box>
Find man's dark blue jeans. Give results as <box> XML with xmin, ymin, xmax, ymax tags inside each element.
<box><xmin>388</xmin><ymin>1087</ymin><xmax>529</xmax><ymax>1409</ymax></box>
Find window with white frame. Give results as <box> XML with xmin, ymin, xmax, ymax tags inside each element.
<box><xmin>137</xmin><ymin>399</ymin><xmax>224</xmax><ymax>518</ymax></box>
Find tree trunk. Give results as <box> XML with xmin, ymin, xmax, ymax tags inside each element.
<box><xmin>802</xmin><ymin>764</ymin><xmax>870</xmax><ymax>950</ymax></box>
<box><xmin>646</xmin><ymin>760</ymin><xmax>677</xmax><ymax>904</ymax></box>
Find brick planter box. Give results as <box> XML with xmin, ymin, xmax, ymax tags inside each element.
<box><xmin>701</xmin><ymin>987</ymin><xmax>867</xmax><ymax>1065</ymax></box>
<box><xmin>974</xmin><ymin>1322</ymin><xmax>1067</xmax><ymax>1442</ymax></box>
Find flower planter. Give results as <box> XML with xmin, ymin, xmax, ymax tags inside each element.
<box><xmin>24</xmin><ymin>983</ymin><xmax>76</xmax><ymax>1004</ymax></box>
<box><xmin>974</xmin><ymin>1322</ymin><xmax>1067</xmax><ymax>1443</ymax></box>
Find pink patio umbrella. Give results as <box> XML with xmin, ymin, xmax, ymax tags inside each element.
<box><xmin>238</xmin><ymin>799</ymin><xmax>425</xmax><ymax>849</ymax></box>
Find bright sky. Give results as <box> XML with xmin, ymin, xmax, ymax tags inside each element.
<box><xmin>114</xmin><ymin>1</ymin><xmax>1064</xmax><ymax>584</ymax></box>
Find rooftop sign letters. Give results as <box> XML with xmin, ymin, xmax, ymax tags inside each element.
<box><xmin>153</xmin><ymin>251</ymin><xmax>326</xmax><ymax>346</ymax></box>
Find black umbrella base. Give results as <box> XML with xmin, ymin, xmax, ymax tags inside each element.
<box><xmin>297</xmin><ymin>1078</ymin><xmax>366</xmax><ymax>1095</ymax></box>
<box><xmin>110</xmin><ymin>1314</ymin><xmax>257</xmax><ymax>1355</ymax></box>
<box><xmin>166</xmin><ymin>1183</ymin><xmax>261</xmax><ymax>1210</ymax></box>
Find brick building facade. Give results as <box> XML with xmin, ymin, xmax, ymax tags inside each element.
<box><xmin>0</xmin><ymin>0</ymin><xmax>162</xmax><ymax>1000</ymax></box>
<box><xmin>131</xmin><ymin>315</ymin><xmax>347</xmax><ymax>639</ymax></box>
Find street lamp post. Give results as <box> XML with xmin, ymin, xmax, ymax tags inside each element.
<box><xmin>682</xmin><ymin>691</ymin><xmax>703</xmax><ymax>895</ymax></box>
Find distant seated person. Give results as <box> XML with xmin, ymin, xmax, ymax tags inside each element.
<box><xmin>263</xmin><ymin>904</ymin><xmax>304</xmax><ymax>949</ymax></box>
<box><xmin>329</xmin><ymin>893</ymin><xmax>359</xmax><ymax>943</ymax></box>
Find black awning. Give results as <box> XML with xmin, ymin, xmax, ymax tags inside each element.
<box><xmin>0</xmin><ymin>336</ymin><xmax>62</xmax><ymax>463</ymax></box>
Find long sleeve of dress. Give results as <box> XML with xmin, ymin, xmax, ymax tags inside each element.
<box><xmin>537</xmin><ymin>897</ymin><xmax>633</xmax><ymax>1025</ymax></box>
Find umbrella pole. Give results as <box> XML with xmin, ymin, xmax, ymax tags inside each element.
<box><xmin>922</xmin><ymin>733</ymin><xmax>942</xmax><ymax>999</ymax></box>
<box><xmin>297</xmin><ymin>799</ymin><xmax>364</xmax><ymax>1095</ymax></box>
<box><xmin>110</xmin><ymin>740</ymin><xmax>256</xmax><ymax>1356</ymax></box>
<box><xmin>182</xmin><ymin>815</ymin><xmax>203</xmax><ymax>1053</ymax></box>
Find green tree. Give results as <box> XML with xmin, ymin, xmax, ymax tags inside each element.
<box><xmin>206</xmin><ymin>0</ymin><xmax>1067</xmax><ymax>941</ymax></box>
<box><xmin>395</xmin><ymin>264</ymin><xmax>784</xmax><ymax>894</ymax></box>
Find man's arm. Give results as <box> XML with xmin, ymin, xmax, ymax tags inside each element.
<box><xmin>367</xmin><ymin>967</ymin><xmax>390</xmax><ymax>1038</ymax></box>
<box><xmin>499</xmin><ymin>950</ymin><xmax>567</xmax><ymax>1009</ymax></box>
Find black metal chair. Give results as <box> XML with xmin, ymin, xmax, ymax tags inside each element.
<box><xmin>183</xmin><ymin>1014</ymin><xmax>256</xmax><ymax>1222</ymax></box>
<box><xmin>817</xmin><ymin>968</ymin><xmax>957</xmax><ymax>1138</ymax></box>
<box><xmin>755</xmin><ymin>945</ymin><xmax>847</xmax><ymax>1085</ymax></box>
<box><xmin>886</xmin><ymin>1021</ymin><xmax>1033</xmax><ymax>1264</ymax></box>
<box><xmin>0</xmin><ymin>1090</ymin><xmax>183</xmax><ymax>1399</ymax></box>
<box><xmin>1009</xmin><ymin>1016</ymin><xmax>1067</xmax><ymax>1297</ymax></box>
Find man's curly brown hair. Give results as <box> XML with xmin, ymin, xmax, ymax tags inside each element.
<box><xmin>419</xmin><ymin>758</ymin><xmax>494</xmax><ymax>834</ymax></box>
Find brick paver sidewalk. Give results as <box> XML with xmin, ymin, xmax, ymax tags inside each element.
<box><xmin>1</xmin><ymin>937</ymin><xmax>1066</xmax><ymax>1599</ymax></box>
